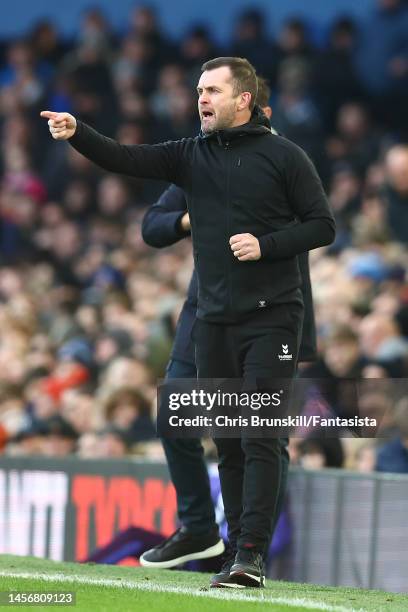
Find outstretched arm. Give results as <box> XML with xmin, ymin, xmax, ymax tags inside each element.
<box><xmin>40</xmin><ymin>111</ymin><xmax>189</xmax><ymax>186</ymax></box>
<box><xmin>142</xmin><ymin>185</ymin><xmax>191</xmax><ymax>248</ymax></box>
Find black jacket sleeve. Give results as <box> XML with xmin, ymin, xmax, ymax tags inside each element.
<box><xmin>298</xmin><ymin>251</ymin><xmax>317</xmax><ymax>361</ymax></box>
<box><xmin>69</xmin><ymin>120</ymin><xmax>190</xmax><ymax>187</ymax></box>
<box><xmin>142</xmin><ymin>185</ymin><xmax>190</xmax><ymax>248</ymax></box>
<box><xmin>258</xmin><ymin>144</ymin><xmax>335</xmax><ymax>259</ymax></box>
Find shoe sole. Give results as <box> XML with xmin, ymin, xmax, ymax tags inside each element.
<box><xmin>211</xmin><ymin>581</ymin><xmax>246</xmax><ymax>589</ymax></box>
<box><xmin>139</xmin><ymin>539</ymin><xmax>225</xmax><ymax>568</ymax></box>
<box><xmin>229</xmin><ymin>570</ymin><xmax>265</xmax><ymax>588</ymax></box>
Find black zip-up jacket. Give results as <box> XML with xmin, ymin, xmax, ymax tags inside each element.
<box><xmin>69</xmin><ymin>107</ymin><xmax>335</xmax><ymax>323</ymax></box>
<box><xmin>142</xmin><ymin>184</ymin><xmax>318</xmax><ymax>363</ymax></box>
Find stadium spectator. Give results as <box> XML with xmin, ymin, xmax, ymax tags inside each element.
<box><xmin>39</xmin><ymin>414</ymin><xmax>79</xmax><ymax>456</ymax></box>
<box><xmin>29</xmin><ymin>20</ymin><xmax>69</xmax><ymax>68</ymax></box>
<box><xmin>97</xmin><ymin>425</ymin><xmax>131</xmax><ymax>457</ymax></box>
<box><xmin>383</xmin><ymin>145</ymin><xmax>408</xmax><ymax>244</ymax></box>
<box><xmin>326</xmin><ymin>103</ymin><xmax>383</xmax><ymax>177</ymax></box>
<box><xmin>180</xmin><ymin>26</ymin><xmax>220</xmax><ymax>81</ymax></box>
<box><xmin>358</xmin><ymin>313</ymin><xmax>408</xmax><ymax>362</ymax></box>
<box><xmin>355</xmin><ymin>0</ymin><xmax>408</xmax><ymax>127</ymax></box>
<box><xmin>303</xmin><ymin>325</ymin><xmax>364</xmax><ymax>379</ymax></box>
<box><xmin>276</xmin><ymin>18</ymin><xmax>316</xmax><ymax>65</ymax></box>
<box><xmin>352</xmin><ymin>441</ymin><xmax>377</xmax><ymax>473</ymax></box>
<box><xmin>104</xmin><ymin>387</ymin><xmax>155</xmax><ymax>444</ymax></box>
<box><xmin>60</xmin><ymin>386</ymin><xmax>100</xmax><ymax>435</ymax></box>
<box><xmin>127</xmin><ymin>5</ymin><xmax>176</xmax><ymax>68</ymax></box>
<box><xmin>271</xmin><ymin>57</ymin><xmax>323</xmax><ymax>165</ymax></box>
<box><xmin>231</xmin><ymin>9</ymin><xmax>277</xmax><ymax>84</ymax></box>
<box><xmin>376</xmin><ymin>398</ymin><xmax>408</xmax><ymax>473</ymax></box>
<box><xmin>298</xmin><ymin>435</ymin><xmax>344</xmax><ymax>469</ymax></box>
<box><xmin>313</xmin><ymin>17</ymin><xmax>361</xmax><ymax>126</ymax></box>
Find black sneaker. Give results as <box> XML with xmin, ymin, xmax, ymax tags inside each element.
<box><xmin>139</xmin><ymin>527</ymin><xmax>224</xmax><ymax>568</ymax></box>
<box><xmin>210</xmin><ymin>548</ymin><xmax>238</xmax><ymax>588</ymax></box>
<box><xmin>229</xmin><ymin>549</ymin><xmax>265</xmax><ymax>588</ymax></box>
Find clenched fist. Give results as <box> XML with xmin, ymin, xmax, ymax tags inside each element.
<box><xmin>40</xmin><ymin>110</ymin><xmax>77</xmax><ymax>140</ymax></box>
<box><xmin>229</xmin><ymin>233</ymin><xmax>261</xmax><ymax>261</ymax></box>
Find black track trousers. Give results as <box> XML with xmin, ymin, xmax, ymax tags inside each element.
<box><xmin>193</xmin><ymin>302</ymin><xmax>303</xmax><ymax>552</ymax></box>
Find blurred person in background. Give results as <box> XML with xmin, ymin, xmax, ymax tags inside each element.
<box><xmin>100</xmin><ymin>357</ymin><xmax>151</xmax><ymax>391</ymax></box>
<box><xmin>303</xmin><ymin>324</ymin><xmax>364</xmax><ymax>380</ymax></box>
<box><xmin>300</xmin><ymin>324</ymin><xmax>369</xmax><ymax>430</ymax></box>
<box><xmin>94</xmin><ymin>328</ymin><xmax>133</xmax><ymax>371</ymax></box>
<box><xmin>271</xmin><ymin>57</ymin><xmax>323</xmax><ymax>167</ymax></box>
<box><xmin>127</xmin><ymin>5</ymin><xmax>177</xmax><ymax>70</ymax></box>
<box><xmin>355</xmin><ymin>0</ymin><xmax>408</xmax><ymax>130</ymax></box>
<box><xmin>57</xmin><ymin>8</ymin><xmax>116</xmax><ymax>136</ymax></box>
<box><xmin>326</xmin><ymin>103</ymin><xmax>383</xmax><ymax>178</ymax></box>
<box><xmin>96</xmin><ymin>425</ymin><xmax>131</xmax><ymax>458</ymax></box>
<box><xmin>39</xmin><ymin>414</ymin><xmax>78</xmax><ymax>456</ymax></box>
<box><xmin>76</xmin><ymin>431</ymin><xmax>100</xmax><ymax>458</ymax></box>
<box><xmin>104</xmin><ymin>386</ymin><xmax>155</xmax><ymax>445</ymax></box>
<box><xmin>357</xmin><ymin>390</ymin><xmax>397</xmax><ymax>438</ymax></box>
<box><xmin>358</xmin><ymin>312</ymin><xmax>408</xmax><ymax>364</ymax></box>
<box><xmin>326</xmin><ymin>164</ymin><xmax>361</xmax><ymax>248</ymax></box>
<box><xmin>231</xmin><ymin>10</ymin><xmax>277</xmax><ymax>85</ymax></box>
<box><xmin>29</xmin><ymin>20</ymin><xmax>68</xmax><ymax>68</ymax></box>
<box><xmin>60</xmin><ymin>386</ymin><xmax>102</xmax><ymax>435</ymax></box>
<box><xmin>376</xmin><ymin>398</ymin><xmax>408</xmax><ymax>472</ymax></box>
<box><xmin>298</xmin><ymin>435</ymin><xmax>344</xmax><ymax>470</ymax></box>
<box><xmin>0</xmin><ymin>40</ymin><xmax>50</xmax><ymax>110</ymax></box>
<box><xmin>112</xmin><ymin>34</ymin><xmax>155</xmax><ymax>99</ymax></box>
<box><xmin>0</xmin><ymin>386</ymin><xmax>28</xmax><ymax>452</ymax></box>
<box><xmin>276</xmin><ymin>18</ymin><xmax>316</xmax><ymax>66</ymax></box>
<box><xmin>346</xmin><ymin>440</ymin><xmax>377</xmax><ymax>472</ymax></box>
<box><xmin>76</xmin><ymin>8</ymin><xmax>115</xmax><ymax>58</ymax></box>
<box><xmin>9</xmin><ymin>414</ymin><xmax>78</xmax><ymax>456</ymax></box>
<box><xmin>180</xmin><ymin>26</ymin><xmax>220</xmax><ymax>84</ymax></box>
<box><xmin>313</xmin><ymin>18</ymin><xmax>361</xmax><ymax>128</ymax></box>
<box><xmin>383</xmin><ymin>145</ymin><xmax>408</xmax><ymax>244</ymax></box>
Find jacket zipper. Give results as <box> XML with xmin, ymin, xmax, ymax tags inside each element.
<box><xmin>224</xmin><ymin>140</ymin><xmax>233</xmax><ymax>317</ymax></box>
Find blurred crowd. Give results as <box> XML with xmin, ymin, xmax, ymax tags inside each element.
<box><xmin>0</xmin><ymin>2</ymin><xmax>407</xmax><ymax>472</ymax></box>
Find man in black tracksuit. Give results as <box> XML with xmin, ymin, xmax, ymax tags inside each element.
<box><xmin>41</xmin><ymin>57</ymin><xmax>335</xmax><ymax>588</ymax></box>
<box><xmin>140</xmin><ymin>183</ymin><xmax>318</xmax><ymax>576</ymax></box>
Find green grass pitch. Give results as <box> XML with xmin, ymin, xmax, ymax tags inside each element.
<box><xmin>0</xmin><ymin>555</ymin><xmax>407</xmax><ymax>611</ymax></box>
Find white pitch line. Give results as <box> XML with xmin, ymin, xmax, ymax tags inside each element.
<box><xmin>0</xmin><ymin>570</ymin><xmax>364</xmax><ymax>612</ymax></box>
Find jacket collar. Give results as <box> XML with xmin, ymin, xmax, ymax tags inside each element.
<box><xmin>199</xmin><ymin>105</ymin><xmax>271</xmax><ymax>144</ymax></box>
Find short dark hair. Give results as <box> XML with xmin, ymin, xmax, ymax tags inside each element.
<box><xmin>105</xmin><ymin>387</ymin><xmax>151</xmax><ymax>420</ymax></box>
<box><xmin>201</xmin><ymin>57</ymin><xmax>258</xmax><ymax>111</ymax></box>
<box><xmin>255</xmin><ymin>76</ymin><xmax>270</xmax><ymax>108</ymax></box>
<box><xmin>326</xmin><ymin>324</ymin><xmax>358</xmax><ymax>345</ymax></box>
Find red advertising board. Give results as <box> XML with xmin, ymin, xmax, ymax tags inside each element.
<box><xmin>0</xmin><ymin>457</ymin><xmax>176</xmax><ymax>562</ymax></box>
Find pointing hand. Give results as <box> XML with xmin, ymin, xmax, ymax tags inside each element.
<box><xmin>40</xmin><ymin>110</ymin><xmax>77</xmax><ymax>140</ymax></box>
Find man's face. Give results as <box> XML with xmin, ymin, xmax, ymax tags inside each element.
<box><xmin>386</xmin><ymin>148</ymin><xmax>408</xmax><ymax>195</ymax></box>
<box><xmin>197</xmin><ymin>66</ymin><xmax>241</xmax><ymax>134</ymax></box>
<box><xmin>324</xmin><ymin>340</ymin><xmax>359</xmax><ymax>376</ymax></box>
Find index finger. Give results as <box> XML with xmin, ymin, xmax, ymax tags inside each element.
<box><xmin>40</xmin><ymin>110</ymin><xmax>58</xmax><ymax>120</ymax></box>
<box><xmin>229</xmin><ymin>234</ymin><xmax>244</xmax><ymax>245</ymax></box>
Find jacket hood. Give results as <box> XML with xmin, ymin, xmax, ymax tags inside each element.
<box><xmin>200</xmin><ymin>105</ymin><xmax>271</xmax><ymax>142</ymax></box>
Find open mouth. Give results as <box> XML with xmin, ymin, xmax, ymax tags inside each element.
<box><xmin>202</xmin><ymin>111</ymin><xmax>214</xmax><ymax>119</ymax></box>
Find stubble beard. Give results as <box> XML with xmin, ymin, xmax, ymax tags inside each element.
<box><xmin>201</xmin><ymin>103</ymin><xmax>237</xmax><ymax>134</ymax></box>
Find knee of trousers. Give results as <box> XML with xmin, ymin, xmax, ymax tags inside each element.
<box><xmin>241</xmin><ymin>436</ymin><xmax>282</xmax><ymax>457</ymax></box>
<box><xmin>161</xmin><ymin>437</ymin><xmax>204</xmax><ymax>455</ymax></box>
<box><xmin>213</xmin><ymin>437</ymin><xmax>243</xmax><ymax>464</ymax></box>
